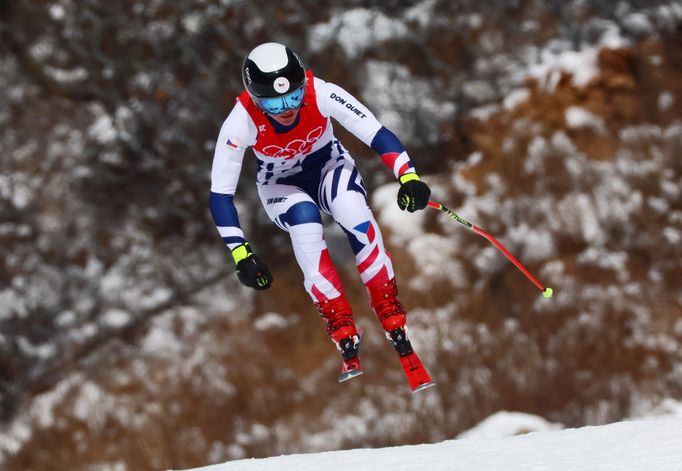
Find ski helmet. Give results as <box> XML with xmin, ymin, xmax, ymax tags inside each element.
<box><xmin>242</xmin><ymin>43</ymin><xmax>306</xmax><ymax>114</ymax></box>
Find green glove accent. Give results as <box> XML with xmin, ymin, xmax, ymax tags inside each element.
<box><xmin>399</xmin><ymin>173</ymin><xmax>420</xmax><ymax>184</ymax></box>
<box><xmin>231</xmin><ymin>242</ymin><xmax>253</xmax><ymax>265</ymax></box>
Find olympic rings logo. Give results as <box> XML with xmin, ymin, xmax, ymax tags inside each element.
<box><xmin>261</xmin><ymin>126</ymin><xmax>324</xmax><ymax>159</ymax></box>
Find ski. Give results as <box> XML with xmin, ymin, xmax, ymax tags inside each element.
<box><xmin>338</xmin><ymin>356</ymin><xmax>363</xmax><ymax>382</ymax></box>
<box><xmin>387</xmin><ymin>328</ymin><xmax>436</xmax><ymax>393</ymax></box>
<box><xmin>399</xmin><ymin>352</ymin><xmax>435</xmax><ymax>393</ymax></box>
<box><xmin>337</xmin><ymin>330</ymin><xmax>363</xmax><ymax>383</ymax></box>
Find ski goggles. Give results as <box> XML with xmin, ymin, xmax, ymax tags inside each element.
<box><xmin>257</xmin><ymin>86</ymin><xmax>305</xmax><ymax>115</ymax></box>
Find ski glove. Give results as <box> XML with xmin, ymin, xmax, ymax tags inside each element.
<box><xmin>397</xmin><ymin>174</ymin><xmax>431</xmax><ymax>212</ymax></box>
<box><xmin>231</xmin><ymin>243</ymin><xmax>273</xmax><ymax>290</ymax></box>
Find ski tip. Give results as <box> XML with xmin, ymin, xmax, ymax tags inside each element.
<box><xmin>411</xmin><ymin>381</ymin><xmax>436</xmax><ymax>393</ymax></box>
<box><xmin>338</xmin><ymin>369</ymin><xmax>363</xmax><ymax>383</ymax></box>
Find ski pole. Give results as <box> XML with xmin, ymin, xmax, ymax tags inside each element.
<box><xmin>427</xmin><ymin>200</ymin><xmax>553</xmax><ymax>298</ymax></box>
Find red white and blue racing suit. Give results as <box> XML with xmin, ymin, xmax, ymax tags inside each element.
<box><xmin>209</xmin><ymin>70</ymin><xmax>417</xmax><ymax>303</ymax></box>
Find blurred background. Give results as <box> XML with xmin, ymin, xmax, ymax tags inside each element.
<box><xmin>1</xmin><ymin>0</ymin><xmax>681</xmax><ymax>470</ymax></box>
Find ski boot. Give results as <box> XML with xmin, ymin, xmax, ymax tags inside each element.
<box><xmin>315</xmin><ymin>295</ymin><xmax>363</xmax><ymax>382</ymax></box>
<box><xmin>368</xmin><ymin>279</ymin><xmax>435</xmax><ymax>393</ymax></box>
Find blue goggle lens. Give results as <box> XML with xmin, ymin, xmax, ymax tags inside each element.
<box><xmin>258</xmin><ymin>86</ymin><xmax>305</xmax><ymax>114</ymax></box>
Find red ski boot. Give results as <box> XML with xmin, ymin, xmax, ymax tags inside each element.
<box><xmin>368</xmin><ymin>279</ymin><xmax>435</xmax><ymax>393</ymax></box>
<box><xmin>315</xmin><ymin>295</ymin><xmax>363</xmax><ymax>382</ymax></box>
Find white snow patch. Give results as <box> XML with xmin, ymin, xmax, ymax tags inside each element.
<box><xmin>142</xmin><ymin>318</ymin><xmax>182</xmax><ymax>355</ymax></box>
<box><xmin>503</xmin><ymin>88</ymin><xmax>529</xmax><ymax>111</ymax></box>
<box><xmin>662</xmin><ymin>227</ymin><xmax>681</xmax><ymax>244</ymax></box>
<box><xmin>462</xmin><ymin>80</ymin><xmax>497</xmax><ymax>104</ymax></box>
<box><xmin>371</xmin><ymin>183</ymin><xmax>426</xmax><ymax>245</ymax></box>
<box><xmin>139</xmin><ymin>287</ymin><xmax>173</xmax><ymax>309</ymax></box>
<box><xmin>101</xmin><ymin>309</ymin><xmax>132</xmax><ymax>329</ymax></box>
<box><xmin>523</xmin><ymin>135</ymin><xmax>548</xmax><ymax>174</ymax></box>
<box><xmin>362</xmin><ymin>61</ymin><xmax>456</xmax><ymax>143</ymax></box>
<box><xmin>556</xmin><ymin>194</ymin><xmax>604</xmax><ymax>245</ymax></box>
<box><xmin>451</xmin><ymin>170</ymin><xmax>478</xmax><ymax>197</ymax></box>
<box><xmin>49</xmin><ymin>4</ymin><xmax>66</xmax><ymax>20</ymax></box>
<box><xmin>30</xmin><ymin>375</ymin><xmax>81</xmax><ymax>429</ymax></box>
<box><xmin>507</xmin><ymin>224</ymin><xmax>555</xmax><ymax>263</ymax></box>
<box><xmin>407</xmin><ymin>234</ymin><xmax>469</xmax><ymax>290</ymax></box>
<box><xmin>182</xmin><ymin>13</ymin><xmax>204</xmax><ymax>33</ymax></box>
<box><xmin>308</xmin><ymin>9</ymin><xmax>408</xmax><ymax>58</ymax></box>
<box><xmin>457</xmin><ymin>411</ymin><xmax>563</xmax><ymax>439</ymax></box>
<box><xmin>254</xmin><ymin>312</ymin><xmax>291</xmax><ymax>331</ymax></box>
<box><xmin>88</xmin><ymin>113</ymin><xmax>117</xmax><ymax>144</ymax></box>
<box><xmin>17</xmin><ymin>337</ymin><xmax>57</xmax><ymax>360</ymax></box>
<box><xmin>577</xmin><ymin>247</ymin><xmax>629</xmax><ymax>282</ymax></box>
<box><xmin>623</xmin><ymin>12</ymin><xmax>653</xmax><ymax>35</ymax></box>
<box><xmin>527</xmin><ymin>45</ymin><xmax>599</xmax><ymax>91</ymax></box>
<box><xmin>29</xmin><ymin>38</ymin><xmax>55</xmax><ymax>62</ymax></box>
<box><xmin>44</xmin><ymin>66</ymin><xmax>88</xmax><ymax>83</ymax></box>
<box><xmin>469</xmin><ymin>104</ymin><xmax>499</xmax><ymax>122</ymax></box>
<box><xmin>633</xmin><ymin>398</ymin><xmax>682</xmax><ymax>420</ymax></box>
<box><xmin>72</xmin><ymin>382</ymin><xmax>104</xmax><ymax>422</ymax></box>
<box><xmin>520</xmin><ymin>21</ymin><xmax>630</xmax><ymax>93</ymax></box>
<box><xmin>565</xmin><ymin>106</ymin><xmax>607</xmax><ymax>135</ymax></box>
<box><xmin>658</xmin><ymin>91</ymin><xmax>675</xmax><ymax>112</ymax></box>
<box><xmin>404</xmin><ymin>0</ymin><xmax>436</xmax><ymax>28</ymax></box>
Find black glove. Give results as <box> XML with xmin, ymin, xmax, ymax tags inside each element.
<box><xmin>232</xmin><ymin>243</ymin><xmax>273</xmax><ymax>290</ymax></box>
<box><xmin>397</xmin><ymin>174</ymin><xmax>431</xmax><ymax>212</ymax></box>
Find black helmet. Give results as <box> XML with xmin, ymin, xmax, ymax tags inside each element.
<box><xmin>242</xmin><ymin>43</ymin><xmax>306</xmax><ymax>99</ymax></box>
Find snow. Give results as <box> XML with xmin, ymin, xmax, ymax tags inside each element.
<box><xmin>182</xmin><ymin>13</ymin><xmax>204</xmax><ymax>33</ymax></box>
<box><xmin>361</xmin><ymin>61</ymin><xmax>456</xmax><ymax>143</ymax></box>
<box><xmin>177</xmin><ymin>417</ymin><xmax>682</xmax><ymax>471</ymax></box>
<box><xmin>525</xmin><ymin>43</ymin><xmax>601</xmax><ymax>91</ymax></box>
<box><xmin>503</xmin><ymin>88</ymin><xmax>530</xmax><ymax>111</ymax></box>
<box><xmin>663</xmin><ymin>227</ymin><xmax>681</xmax><ymax>244</ymax></box>
<box><xmin>658</xmin><ymin>91</ymin><xmax>675</xmax><ymax>112</ymax></box>
<box><xmin>308</xmin><ymin>9</ymin><xmax>408</xmax><ymax>58</ymax></box>
<box><xmin>88</xmin><ymin>113</ymin><xmax>117</xmax><ymax>144</ymax></box>
<box><xmin>306</xmin><ymin>0</ymin><xmax>437</xmax><ymax>58</ymax></box>
<box><xmin>456</xmin><ymin>411</ymin><xmax>563</xmax><ymax>439</ymax></box>
<box><xmin>101</xmin><ymin>308</ymin><xmax>132</xmax><ymax>328</ymax></box>
<box><xmin>3</xmin><ymin>3</ymin><xmax>681</xmax><ymax>470</ymax></box>
<box><xmin>462</xmin><ymin>80</ymin><xmax>497</xmax><ymax>104</ymax></box>
<box><xmin>49</xmin><ymin>4</ymin><xmax>66</xmax><ymax>20</ymax></box>
<box><xmin>520</xmin><ymin>18</ymin><xmax>627</xmax><ymax>92</ymax></box>
<box><xmin>565</xmin><ymin>106</ymin><xmax>607</xmax><ymax>135</ymax></box>
<box><xmin>371</xmin><ymin>183</ymin><xmax>426</xmax><ymax>245</ymax></box>
<box><xmin>44</xmin><ymin>65</ymin><xmax>88</xmax><ymax>83</ymax></box>
<box><xmin>254</xmin><ymin>312</ymin><xmax>293</xmax><ymax>331</ymax></box>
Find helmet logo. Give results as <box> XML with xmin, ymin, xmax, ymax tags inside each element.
<box><xmin>273</xmin><ymin>77</ymin><xmax>290</xmax><ymax>93</ymax></box>
<box><xmin>244</xmin><ymin>67</ymin><xmax>252</xmax><ymax>84</ymax></box>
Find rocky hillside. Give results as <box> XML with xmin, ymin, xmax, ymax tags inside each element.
<box><xmin>1</xmin><ymin>1</ymin><xmax>681</xmax><ymax>470</ymax></box>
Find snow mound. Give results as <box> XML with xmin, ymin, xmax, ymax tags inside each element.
<box><xmin>456</xmin><ymin>411</ymin><xmax>563</xmax><ymax>439</ymax></box>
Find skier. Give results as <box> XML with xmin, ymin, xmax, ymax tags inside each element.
<box><xmin>209</xmin><ymin>42</ymin><xmax>434</xmax><ymax>392</ymax></box>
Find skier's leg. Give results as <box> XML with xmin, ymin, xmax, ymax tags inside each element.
<box><xmin>321</xmin><ymin>159</ymin><xmax>433</xmax><ymax>390</ymax></box>
<box><xmin>321</xmin><ymin>159</ymin><xmax>406</xmax><ymax>332</ymax></box>
<box><xmin>258</xmin><ymin>183</ymin><xmax>358</xmax><ymax>344</ymax></box>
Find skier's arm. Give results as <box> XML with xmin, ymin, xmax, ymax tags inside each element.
<box><xmin>210</xmin><ymin>103</ymin><xmax>273</xmax><ymax>289</ymax></box>
<box><xmin>210</xmin><ymin>105</ymin><xmax>250</xmax><ymax>252</ymax></box>
<box><xmin>315</xmin><ymin>77</ymin><xmax>430</xmax><ymax>211</ymax></box>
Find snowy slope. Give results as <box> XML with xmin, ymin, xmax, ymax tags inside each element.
<box><xmin>178</xmin><ymin>417</ymin><xmax>682</xmax><ymax>471</ymax></box>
